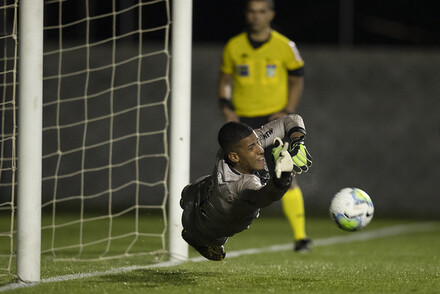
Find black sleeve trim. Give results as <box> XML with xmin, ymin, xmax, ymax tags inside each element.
<box><xmin>288</xmin><ymin>67</ymin><xmax>304</xmax><ymax>77</ymax></box>
<box><xmin>219</xmin><ymin>97</ymin><xmax>235</xmax><ymax>111</ymax></box>
<box><xmin>272</xmin><ymin>172</ymin><xmax>292</xmax><ymax>190</ymax></box>
<box><xmin>287</xmin><ymin>126</ymin><xmax>306</xmax><ymax>138</ymax></box>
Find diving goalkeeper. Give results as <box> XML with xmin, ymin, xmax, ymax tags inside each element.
<box><xmin>180</xmin><ymin>114</ymin><xmax>312</xmax><ymax>261</ymax></box>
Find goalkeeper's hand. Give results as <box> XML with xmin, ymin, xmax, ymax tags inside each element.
<box><xmin>288</xmin><ymin>136</ymin><xmax>312</xmax><ymax>174</ymax></box>
<box><xmin>272</xmin><ymin>137</ymin><xmax>294</xmax><ymax>179</ymax></box>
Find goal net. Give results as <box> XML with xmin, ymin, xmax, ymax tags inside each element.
<box><xmin>1</xmin><ymin>0</ymin><xmax>174</xmax><ymax>276</ymax></box>
<box><xmin>0</xmin><ymin>0</ymin><xmax>18</xmax><ymax>278</ymax></box>
<box><xmin>41</xmin><ymin>0</ymin><xmax>171</xmax><ymax>261</ymax></box>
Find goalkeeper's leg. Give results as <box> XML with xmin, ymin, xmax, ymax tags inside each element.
<box><xmin>181</xmin><ymin>184</ymin><xmax>226</xmax><ymax>261</ymax></box>
<box><xmin>281</xmin><ymin>179</ymin><xmax>311</xmax><ymax>252</ymax></box>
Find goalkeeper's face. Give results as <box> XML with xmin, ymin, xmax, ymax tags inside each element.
<box><xmin>230</xmin><ymin>132</ymin><xmax>265</xmax><ymax>174</ymax></box>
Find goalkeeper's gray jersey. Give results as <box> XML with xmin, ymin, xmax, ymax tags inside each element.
<box><xmin>183</xmin><ymin>115</ymin><xmax>305</xmax><ymax>243</ymax></box>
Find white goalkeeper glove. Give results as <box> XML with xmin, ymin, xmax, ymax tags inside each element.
<box><xmin>272</xmin><ymin>137</ymin><xmax>294</xmax><ymax>179</ymax></box>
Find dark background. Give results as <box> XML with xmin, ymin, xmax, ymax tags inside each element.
<box><xmin>44</xmin><ymin>0</ymin><xmax>440</xmax><ymax>46</ymax></box>
<box><xmin>193</xmin><ymin>0</ymin><xmax>440</xmax><ymax>46</ymax></box>
<box><xmin>3</xmin><ymin>0</ymin><xmax>437</xmax><ymax>219</ymax></box>
<box><xmin>38</xmin><ymin>0</ymin><xmax>440</xmax><ymax>218</ymax></box>
<box><xmin>188</xmin><ymin>1</ymin><xmax>440</xmax><ymax>218</ymax></box>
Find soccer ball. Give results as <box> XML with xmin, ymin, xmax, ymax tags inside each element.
<box><xmin>329</xmin><ymin>187</ymin><xmax>374</xmax><ymax>232</ymax></box>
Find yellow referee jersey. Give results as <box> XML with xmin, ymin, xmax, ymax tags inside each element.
<box><xmin>221</xmin><ymin>30</ymin><xmax>304</xmax><ymax>117</ymax></box>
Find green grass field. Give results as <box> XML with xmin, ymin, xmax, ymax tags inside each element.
<box><xmin>1</xmin><ymin>216</ymin><xmax>439</xmax><ymax>293</ymax></box>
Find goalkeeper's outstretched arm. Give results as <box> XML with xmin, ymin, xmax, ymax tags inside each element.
<box><xmin>256</xmin><ymin>116</ymin><xmax>313</xmax><ymax>174</ymax></box>
<box><xmin>254</xmin><ymin>114</ymin><xmax>306</xmax><ymax>149</ymax></box>
<box><xmin>238</xmin><ymin>138</ymin><xmax>295</xmax><ymax>208</ymax></box>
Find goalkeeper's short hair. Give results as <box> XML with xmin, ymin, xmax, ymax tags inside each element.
<box><xmin>218</xmin><ymin>121</ymin><xmax>254</xmax><ymax>156</ymax></box>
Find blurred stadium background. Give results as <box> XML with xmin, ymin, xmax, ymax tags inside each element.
<box><xmin>191</xmin><ymin>0</ymin><xmax>440</xmax><ymax>219</ymax></box>
<box><xmin>4</xmin><ymin>0</ymin><xmax>439</xmax><ymax>218</ymax></box>
<box><xmin>191</xmin><ymin>45</ymin><xmax>440</xmax><ymax>219</ymax></box>
<box><xmin>40</xmin><ymin>41</ymin><xmax>440</xmax><ymax>218</ymax></box>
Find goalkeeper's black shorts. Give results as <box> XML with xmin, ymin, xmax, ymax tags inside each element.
<box><xmin>180</xmin><ymin>183</ymin><xmax>227</xmax><ymax>247</ymax></box>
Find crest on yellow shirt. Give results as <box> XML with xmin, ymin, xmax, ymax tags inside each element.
<box><xmin>266</xmin><ymin>64</ymin><xmax>276</xmax><ymax>78</ymax></box>
<box><xmin>237</xmin><ymin>64</ymin><xmax>249</xmax><ymax>77</ymax></box>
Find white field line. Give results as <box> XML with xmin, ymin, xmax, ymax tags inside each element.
<box><xmin>0</xmin><ymin>222</ymin><xmax>438</xmax><ymax>292</ymax></box>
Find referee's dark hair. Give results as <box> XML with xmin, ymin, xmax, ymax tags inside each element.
<box><xmin>246</xmin><ymin>0</ymin><xmax>275</xmax><ymax>10</ymax></box>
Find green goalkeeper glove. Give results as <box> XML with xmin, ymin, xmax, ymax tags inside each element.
<box><xmin>272</xmin><ymin>137</ymin><xmax>294</xmax><ymax>179</ymax></box>
<box><xmin>288</xmin><ymin>137</ymin><xmax>312</xmax><ymax>174</ymax></box>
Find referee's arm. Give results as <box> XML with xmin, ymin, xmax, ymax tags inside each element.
<box><xmin>284</xmin><ymin>66</ymin><xmax>305</xmax><ymax>113</ymax></box>
<box><xmin>218</xmin><ymin>72</ymin><xmax>238</xmax><ymax>122</ymax></box>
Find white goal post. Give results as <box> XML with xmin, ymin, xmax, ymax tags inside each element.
<box><xmin>169</xmin><ymin>0</ymin><xmax>192</xmax><ymax>262</ymax></box>
<box><xmin>16</xmin><ymin>0</ymin><xmax>43</xmax><ymax>283</ymax></box>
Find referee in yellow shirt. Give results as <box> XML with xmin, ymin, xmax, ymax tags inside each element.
<box><xmin>218</xmin><ymin>0</ymin><xmax>311</xmax><ymax>252</ymax></box>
